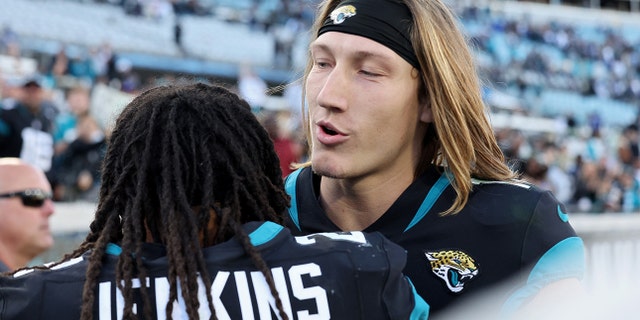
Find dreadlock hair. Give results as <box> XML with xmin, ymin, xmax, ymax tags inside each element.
<box><xmin>59</xmin><ymin>83</ymin><xmax>291</xmax><ymax>319</ymax></box>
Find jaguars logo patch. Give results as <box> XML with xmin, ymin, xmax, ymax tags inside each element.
<box><xmin>329</xmin><ymin>5</ymin><xmax>356</xmax><ymax>24</ymax></box>
<box><xmin>425</xmin><ymin>250</ymin><xmax>479</xmax><ymax>293</ymax></box>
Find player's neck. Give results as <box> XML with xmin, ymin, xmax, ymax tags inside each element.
<box><xmin>319</xmin><ymin>167</ymin><xmax>415</xmax><ymax>231</ymax></box>
<box><xmin>0</xmin><ymin>245</ymin><xmax>28</xmax><ymax>271</ymax></box>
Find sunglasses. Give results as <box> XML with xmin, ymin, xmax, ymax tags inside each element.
<box><xmin>0</xmin><ymin>189</ymin><xmax>53</xmax><ymax>208</ymax></box>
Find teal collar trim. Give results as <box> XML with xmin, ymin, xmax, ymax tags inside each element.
<box><xmin>285</xmin><ymin>168</ymin><xmax>303</xmax><ymax>231</ymax></box>
<box><xmin>404</xmin><ymin>173</ymin><xmax>451</xmax><ymax>232</ymax></box>
<box><xmin>105</xmin><ymin>243</ymin><xmax>122</xmax><ymax>256</ymax></box>
<box><xmin>408</xmin><ymin>277</ymin><xmax>430</xmax><ymax>319</ymax></box>
<box><xmin>249</xmin><ymin>221</ymin><xmax>284</xmax><ymax>246</ymax></box>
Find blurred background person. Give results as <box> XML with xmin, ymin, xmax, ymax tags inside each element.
<box><xmin>51</xmin><ymin>114</ymin><xmax>106</xmax><ymax>202</ymax></box>
<box><xmin>52</xmin><ymin>85</ymin><xmax>92</xmax><ymax>156</ymax></box>
<box><xmin>237</xmin><ymin>63</ymin><xmax>268</xmax><ymax>113</ymax></box>
<box><xmin>0</xmin><ymin>84</ymin><xmax>428</xmax><ymax>319</ymax></box>
<box><xmin>261</xmin><ymin>110</ymin><xmax>302</xmax><ymax>177</ymax></box>
<box><xmin>0</xmin><ymin>77</ymin><xmax>59</xmax><ymax>179</ymax></box>
<box><xmin>0</xmin><ymin>158</ymin><xmax>55</xmax><ymax>272</ymax></box>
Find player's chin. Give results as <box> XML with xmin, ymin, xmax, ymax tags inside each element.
<box><xmin>311</xmin><ymin>162</ymin><xmax>350</xmax><ymax>179</ymax></box>
<box><xmin>39</xmin><ymin>234</ymin><xmax>55</xmax><ymax>250</ymax></box>
<box><xmin>311</xmin><ymin>156</ymin><xmax>349</xmax><ymax>179</ymax></box>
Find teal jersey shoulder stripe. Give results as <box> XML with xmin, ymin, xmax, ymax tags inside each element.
<box><xmin>106</xmin><ymin>243</ymin><xmax>122</xmax><ymax>256</ymax></box>
<box><xmin>501</xmin><ymin>236</ymin><xmax>586</xmax><ymax>315</ymax></box>
<box><xmin>557</xmin><ymin>205</ymin><xmax>569</xmax><ymax>222</ymax></box>
<box><xmin>285</xmin><ymin>168</ymin><xmax>303</xmax><ymax>231</ymax></box>
<box><xmin>404</xmin><ymin>173</ymin><xmax>450</xmax><ymax>232</ymax></box>
<box><xmin>249</xmin><ymin>221</ymin><xmax>284</xmax><ymax>246</ymax></box>
<box><xmin>408</xmin><ymin>278</ymin><xmax>430</xmax><ymax>319</ymax></box>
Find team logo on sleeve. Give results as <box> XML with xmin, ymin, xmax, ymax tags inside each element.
<box><xmin>425</xmin><ymin>250</ymin><xmax>479</xmax><ymax>293</ymax></box>
<box><xmin>329</xmin><ymin>5</ymin><xmax>356</xmax><ymax>24</ymax></box>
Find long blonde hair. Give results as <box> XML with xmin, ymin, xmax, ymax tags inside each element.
<box><xmin>302</xmin><ymin>0</ymin><xmax>518</xmax><ymax>215</ymax></box>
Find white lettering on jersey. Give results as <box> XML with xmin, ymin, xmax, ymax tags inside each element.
<box><xmin>154</xmin><ymin>275</ymin><xmax>211</xmax><ymax>319</ymax></box>
<box><xmin>154</xmin><ymin>277</ymin><xmax>170</xmax><ymax>319</ymax></box>
<box><xmin>209</xmin><ymin>271</ymin><xmax>232</xmax><ymax>319</ymax></box>
<box><xmin>290</xmin><ymin>263</ymin><xmax>330</xmax><ymax>320</ymax></box>
<box><xmin>97</xmin><ymin>263</ymin><xmax>330</xmax><ymax>319</ymax></box>
<box><xmin>252</xmin><ymin>267</ymin><xmax>293</xmax><ymax>319</ymax></box>
<box><xmin>99</xmin><ymin>282</ymin><xmax>111</xmax><ymax>320</ymax></box>
<box><xmin>234</xmin><ymin>271</ymin><xmax>253</xmax><ymax>320</ymax></box>
<box><xmin>99</xmin><ymin>278</ymin><xmax>149</xmax><ymax>320</ymax></box>
<box><xmin>295</xmin><ymin>231</ymin><xmax>367</xmax><ymax>245</ymax></box>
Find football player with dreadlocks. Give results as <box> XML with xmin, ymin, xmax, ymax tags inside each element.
<box><xmin>0</xmin><ymin>83</ymin><xmax>428</xmax><ymax>320</ymax></box>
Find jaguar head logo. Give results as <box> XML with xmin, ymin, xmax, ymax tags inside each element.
<box><xmin>425</xmin><ymin>250</ymin><xmax>479</xmax><ymax>293</ymax></box>
<box><xmin>329</xmin><ymin>5</ymin><xmax>356</xmax><ymax>24</ymax></box>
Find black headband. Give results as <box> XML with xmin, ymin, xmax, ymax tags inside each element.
<box><xmin>318</xmin><ymin>0</ymin><xmax>419</xmax><ymax>69</ymax></box>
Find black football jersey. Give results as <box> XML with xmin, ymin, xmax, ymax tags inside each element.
<box><xmin>0</xmin><ymin>222</ymin><xmax>429</xmax><ymax>320</ymax></box>
<box><xmin>285</xmin><ymin>166</ymin><xmax>585</xmax><ymax>318</ymax></box>
<box><xmin>0</xmin><ymin>261</ymin><xmax>9</xmax><ymax>274</ymax></box>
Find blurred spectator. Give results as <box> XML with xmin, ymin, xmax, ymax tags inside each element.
<box><xmin>174</xmin><ymin>15</ymin><xmax>184</xmax><ymax>54</ymax></box>
<box><xmin>89</xmin><ymin>42</ymin><xmax>115</xmax><ymax>85</ymax></box>
<box><xmin>171</xmin><ymin>0</ymin><xmax>211</xmax><ymax>16</ymax></box>
<box><xmin>618</xmin><ymin>124</ymin><xmax>639</xmax><ymax>170</ymax></box>
<box><xmin>67</xmin><ymin>51</ymin><xmax>97</xmax><ymax>87</ymax></box>
<box><xmin>604</xmin><ymin>167</ymin><xmax>640</xmax><ymax>213</ymax></box>
<box><xmin>0</xmin><ymin>77</ymin><xmax>58</xmax><ymax>175</ymax></box>
<box><xmin>619</xmin><ymin>169</ymin><xmax>640</xmax><ymax>213</ymax></box>
<box><xmin>571</xmin><ymin>159</ymin><xmax>617</xmax><ymax>213</ymax></box>
<box><xmin>123</xmin><ymin>0</ymin><xmax>143</xmax><ymax>16</ymax></box>
<box><xmin>51</xmin><ymin>114</ymin><xmax>105</xmax><ymax>202</ymax></box>
<box><xmin>237</xmin><ymin>64</ymin><xmax>267</xmax><ymax>112</ymax></box>
<box><xmin>48</xmin><ymin>45</ymin><xmax>71</xmax><ymax>81</ymax></box>
<box><xmin>272</xmin><ymin>13</ymin><xmax>304</xmax><ymax>68</ymax></box>
<box><xmin>0</xmin><ymin>158</ymin><xmax>55</xmax><ymax>272</ymax></box>
<box><xmin>114</xmin><ymin>58</ymin><xmax>141</xmax><ymax>93</ymax></box>
<box><xmin>52</xmin><ymin>85</ymin><xmax>92</xmax><ymax>156</ymax></box>
<box><xmin>142</xmin><ymin>0</ymin><xmax>173</xmax><ymax>21</ymax></box>
<box><xmin>522</xmin><ymin>156</ymin><xmax>549</xmax><ymax>188</ymax></box>
<box><xmin>582</xmin><ymin>127</ymin><xmax>607</xmax><ymax>163</ymax></box>
<box><xmin>283</xmin><ymin>79</ymin><xmax>303</xmax><ymax>132</ymax></box>
<box><xmin>534</xmin><ymin>141</ymin><xmax>575</xmax><ymax>204</ymax></box>
<box><xmin>0</xmin><ymin>25</ymin><xmax>19</xmax><ymax>55</ymax></box>
<box><xmin>496</xmin><ymin>128</ymin><xmax>528</xmax><ymax>162</ymax></box>
<box><xmin>261</xmin><ymin>111</ymin><xmax>302</xmax><ymax>177</ymax></box>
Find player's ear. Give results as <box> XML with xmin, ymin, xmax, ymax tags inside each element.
<box><xmin>415</xmin><ymin>70</ymin><xmax>433</xmax><ymax>124</ymax></box>
<box><xmin>418</xmin><ymin>92</ymin><xmax>433</xmax><ymax>124</ymax></box>
<box><xmin>419</xmin><ymin>102</ymin><xmax>433</xmax><ymax>124</ymax></box>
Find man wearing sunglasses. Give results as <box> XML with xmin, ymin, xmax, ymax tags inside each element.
<box><xmin>0</xmin><ymin>157</ymin><xmax>55</xmax><ymax>272</ymax></box>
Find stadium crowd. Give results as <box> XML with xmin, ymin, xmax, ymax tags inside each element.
<box><xmin>455</xmin><ymin>3</ymin><xmax>640</xmax><ymax>213</ymax></box>
<box><xmin>0</xmin><ymin>0</ymin><xmax>638</xmax><ymax>213</ymax></box>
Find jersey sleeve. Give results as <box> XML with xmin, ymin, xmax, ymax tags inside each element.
<box><xmin>295</xmin><ymin>230</ymin><xmax>430</xmax><ymax>319</ymax></box>
<box><xmin>360</xmin><ymin>233</ymin><xmax>430</xmax><ymax>320</ymax></box>
<box><xmin>0</xmin><ymin>272</ymin><xmax>41</xmax><ymax>319</ymax></box>
<box><xmin>502</xmin><ymin>190</ymin><xmax>586</xmax><ymax>314</ymax></box>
